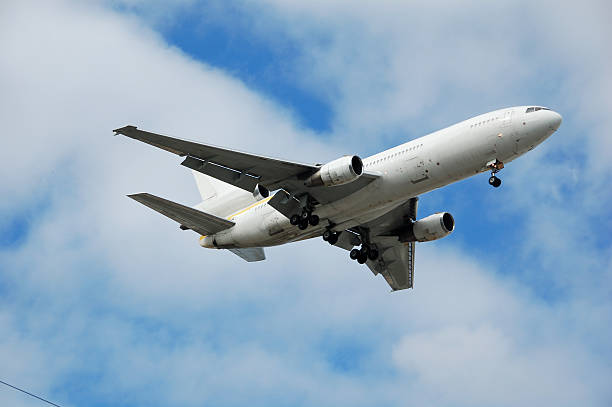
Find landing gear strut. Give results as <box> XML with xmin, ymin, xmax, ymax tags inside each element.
<box><xmin>291</xmin><ymin>196</ymin><xmax>319</xmax><ymax>229</ymax></box>
<box><xmin>349</xmin><ymin>227</ymin><xmax>379</xmax><ymax>264</ymax></box>
<box><xmin>487</xmin><ymin>159</ymin><xmax>504</xmax><ymax>188</ymax></box>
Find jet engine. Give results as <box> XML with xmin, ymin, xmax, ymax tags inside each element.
<box><xmin>305</xmin><ymin>155</ymin><xmax>363</xmax><ymax>187</ymax></box>
<box><xmin>253</xmin><ymin>184</ymin><xmax>270</xmax><ymax>201</ymax></box>
<box><xmin>400</xmin><ymin>212</ymin><xmax>455</xmax><ymax>242</ymax></box>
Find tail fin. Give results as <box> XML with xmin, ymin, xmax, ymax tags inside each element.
<box><xmin>192</xmin><ymin>171</ymin><xmax>239</xmax><ymax>202</ymax></box>
<box><xmin>192</xmin><ymin>171</ymin><xmax>256</xmax><ymax>218</ymax></box>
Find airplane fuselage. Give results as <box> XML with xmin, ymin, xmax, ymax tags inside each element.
<box><xmin>200</xmin><ymin>106</ymin><xmax>561</xmax><ymax>249</ymax></box>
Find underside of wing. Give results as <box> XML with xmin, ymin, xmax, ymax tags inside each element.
<box><xmin>356</xmin><ymin>197</ymin><xmax>419</xmax><ymax>291</ymax></box>
<box><xmin>365</xmin><ymin>238</ymin><xmax>415</xmax><ymax>291</ymax></box>
<box><xmin>128</xmin><ymin>193</ymin><xmax>234</xmax><ymax>236</ymax></box>
<box><xmin>114</xmin><ymin>126</ymin><xmax>380</xmax><ymax>211</ymax></box>
<box><xmin>114</xmin><ymin>126</ymin><xmax>316</xmax><ymax>188</ymax></box>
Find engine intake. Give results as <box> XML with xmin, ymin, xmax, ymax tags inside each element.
<box><xmin>305</xmin><ymin>155</ymin><xmax>363</xmax><ymax>187</ymax></box>
<box><xmin>400</xmin><ymin>212</ymin><xmax>455</xmax><ymax>242</ymax></box>
<box><xmin>253</xmin><ymin>184</ymin><xmax>269</xmax><ymax>201</ymax></box>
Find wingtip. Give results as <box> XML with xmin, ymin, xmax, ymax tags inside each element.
<box><xmin>127</xmin><ymin>193</ymin><xmax>148</xmax><ymax>200</ymax></box>
<box><xmin>113</xmin><ymin>125</ymin><xmax>138</xmax><ymax>135</ymax></box>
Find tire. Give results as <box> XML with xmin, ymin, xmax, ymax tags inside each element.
<box><xmin>328</xmin><ymin>233</ymin><xmax>339</xmax><ymax>245</ymax></box>
<box><xmin>357</xmin><ymin>253</ymin><xmax>368</xmax><ymax>264</ymax></box>
<box><xmin>298</xmin><ymin>220</ymin><xmax>309</xmax><ymax>230</ymax></box>
<box><xmin>493</xmin><ymin>178</ymin><xmax>502</xmax><ymax>188</ymax></box>
<box><xmin>301</xmin><ymin>211</ymin><xmax>310</xmax><ymax>221</ymax></box>
<box><xmin>322</xmin><ymin>230</ymin><xmax>331</xmax><ymax>241</ymax></box>
<box><xmin>350</xmin><ymin>249</ymin><xmax>360</xmax><ymax>260</ymax></box>
<box><xmin>488</xmin><ymin>176</ymin><xmax>497</xmax><ymax>186</ymax></box>
<box><xmin>309</xmin><ymin>214</ymin><xmax>320</xmax><ymax>226</ymax></box>
<box><xmin>290</xmin><ymin>214</ymin><xmax>300</xmax><ymax>225</ymax></box>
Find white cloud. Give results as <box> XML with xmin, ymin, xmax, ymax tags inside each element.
<box><xmin>0</xmin><ymin>1</ymin><xmax>611</xmax><ymax>406</ymax></box>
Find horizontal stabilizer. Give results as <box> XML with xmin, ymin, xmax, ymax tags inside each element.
<box><xmin>228</xmin><ymin>247</ymin><xmax>266</xmax><ymax>262</ymax></box>
<box><xmin>128</xmin><ymin>193</ymin><xmax>234</xmax><ymax>236</ymax></box>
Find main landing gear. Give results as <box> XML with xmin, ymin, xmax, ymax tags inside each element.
<box><xmin>349</xmin><ymin>245</ymin><xmax>379</xmax><ymax>264</ymax></box>
<box><xmin>487</xmin><ymin>159</ymin><xmax>504</xmax><ymax>188</ymax></box>
<box><xmin>322</xmin><ymin>229</ymin><xmax>339</xmax><ymax>245</ymax></box>
<box><xmin>290</xmin><ymin>209</ymin><xmax>320</xmax><ymax>230</ymax></box>
<box><xmin>349</xmin><ymin>227</ymin><xmax>378</xmax><ymax>264</ymax></box>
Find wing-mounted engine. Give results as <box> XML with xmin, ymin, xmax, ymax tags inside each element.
<box><xmin>304</xmin><ymin>155</ymin><xmax>363</xmax><ymax>187</ymax></box>
<box><xmin>400</xmin><ymin>212</ymin><xmax>455</xmax><ymax>242</ymax></box>
<box><xmin>253</xmin><ymin>184</ymin><xmax>270</xmax><ymax>201</ymax></box>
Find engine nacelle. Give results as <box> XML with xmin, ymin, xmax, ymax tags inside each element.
<box><xmin>304</xmin><ymin>155</ymin><xmax>363</xmax><ymax>187</ymax></box>
<box><xmin>253</xmin><ymin>184</ymin><xmax>269</xmax><ymax>201</ymax></box>
<box><xmin>401</xmin><ymin>212</ymin><xmax>455</xmax><ymax>242</ymax></box>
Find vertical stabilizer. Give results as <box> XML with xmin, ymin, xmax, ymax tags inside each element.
<box><xmin>192</xmin><ymin>171</ymin><xmax>257</xmax><ymax>218</ymax></box>
<box><xmin>193</xmin><ymin>171</ymin><xmax>238</xmax><ymax>202</ymax></box>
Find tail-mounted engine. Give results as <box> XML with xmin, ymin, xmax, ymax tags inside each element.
<box><xmin>305</xmin><ymin>155</ymin><xmax>363</xmax><ymax>187</ymax></box>
<box><xmin>400</xmin><ymin>212</ymin><xmax>455</xmax><ymax>242</ymax></box>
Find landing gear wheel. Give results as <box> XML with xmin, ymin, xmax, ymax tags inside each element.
<box><xmin>290</xmin><ymin>214</ymin><xmax>300</xmax><ymax>225</ymax></box>
<box><xmin>298</xmin><ymin>220</ymin><xmax>309</xmax><ymax>230</ymax></box>
<box><xmin>322</xmin><ymin>230</ymin><xmax>332</xmax><ymax>241</ymax></box>
<box><xmin>367</xmin><ymin>248</ymin><xmax>379</xmax><ymax>261</ymax></box>
<box><xmin>301</xmin><ymin>211</ymin><xmax>310</xmax><ymax>221</ymax></box>
<box><xmin>357</xmin><ymin>253</ymin><xmax>368</xmax><ymax>264</ymax></box>
<box><xmin>489</xmin><ymin>176</ymin><xmax>501</xmax><ymax>188</ymax></box>
<box><xmin>350</xmin><ymin>249</ymin><xmax>360</xmax><ymax>260</ymax></box>
<box><xmin>309</xmin><ymin>214</ymin><xmax>320</xmax><ymax>226</ymax></box>
<box><xmin>328</xmin><ymin>232</ymin><xmax>339</xmax><ymax>245</ymax></box>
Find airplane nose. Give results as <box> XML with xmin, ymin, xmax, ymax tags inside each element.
<box><xmin>549</xmin><ymin>110</ymin><xmax>562</xmax><ymax>131</ymax></box>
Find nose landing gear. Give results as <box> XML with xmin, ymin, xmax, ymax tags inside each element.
<box><xmin>489</xmin><ymin>175</ymin><xmax>502</xmax><ymax>188</ymax></box>
<box><xmin>487</xmin><ymin>159</ymin><xmax>504</xmax><ymax>188</ymax></box>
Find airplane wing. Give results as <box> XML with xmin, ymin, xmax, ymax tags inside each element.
<box><xmin>356</xmin><ymin>197</ymin><xmax>419</xmax><ymax>291</ymax></box>
<box><xmin>113</xmin><ymin>126</ymin><xmax>378</xmax><ymax>207</ymax></box>
<box><xmin>128</xmin><ymin>193</ymin><xmax>234</xmax><ymax>236</ymax></box>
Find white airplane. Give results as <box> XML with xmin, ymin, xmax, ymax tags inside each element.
<box><xmin>114</xmin><ymin>106</ymin><xmax>561</xmax><ymax>291</ymax></box>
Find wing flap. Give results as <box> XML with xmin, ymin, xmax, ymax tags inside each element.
<box><xmin>128</xmin><ymin>193</ymin><xmax>234</xmax><ymax>236</ymax></box>
<box><xmin>367</xmin><ymin>242</ymin><xmax>414</xmax><ymax>290</ymax></box>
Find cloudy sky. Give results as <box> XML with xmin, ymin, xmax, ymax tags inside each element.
<box><xmin>1</xmin><ymin>0</ymin><xmax>611</xmax><ymax>406</ymax></box>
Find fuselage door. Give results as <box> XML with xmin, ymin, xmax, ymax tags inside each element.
<box><xmin>408</xmin><ymin>157</ymin><xmax>429</xmax><ymax>184</ymax></box>
<box><xmin>501</xmin><ymin>109</ymin><xmax>513</xmax><ymax>128</ymax></box>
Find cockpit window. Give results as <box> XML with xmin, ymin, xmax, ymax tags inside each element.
<box><xmin>526</xmin><ymin>106</ymin><xmax>551</xmax><ymax>113</ymax></box>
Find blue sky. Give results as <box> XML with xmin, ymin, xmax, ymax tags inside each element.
<box><xmin>1</xmin><ymin>1</ymin><xmax>611</xmax><ymax>406</ymax></box>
